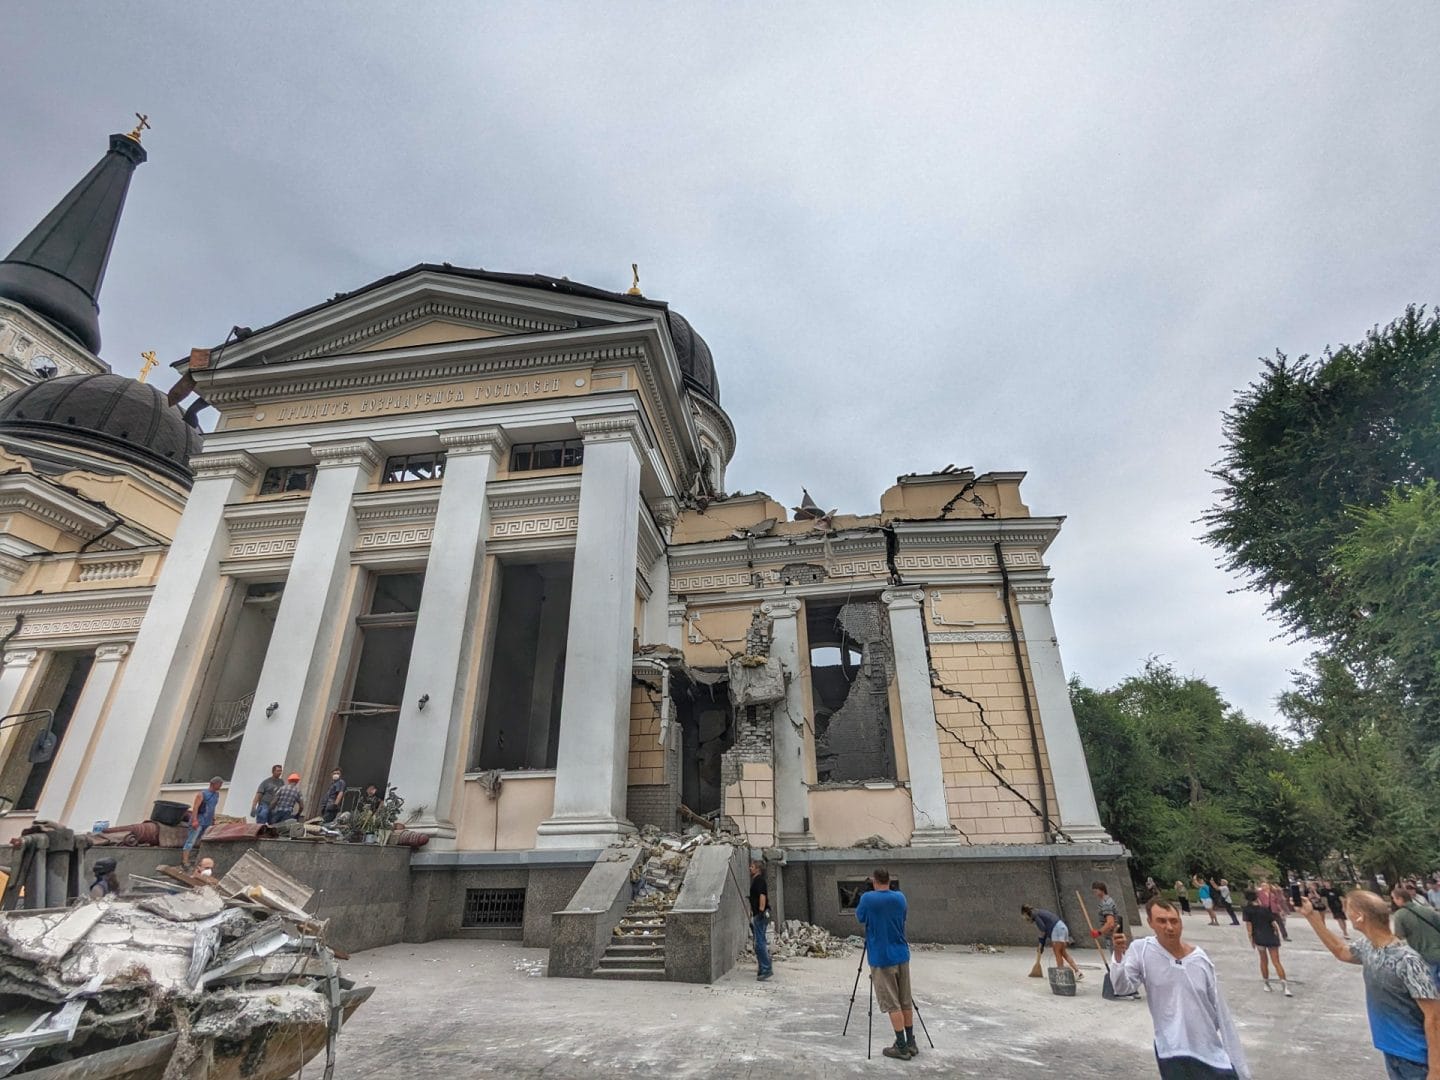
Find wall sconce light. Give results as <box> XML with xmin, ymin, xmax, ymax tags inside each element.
<box><xmin>265</xmin><ymin>702</ymin><xmax>279</xmax><ymax>718</ymax></box>
<box><xmin>417</xmin><ymin>694</ymin><xmax>430</xmax><ymax>711</ymax></box>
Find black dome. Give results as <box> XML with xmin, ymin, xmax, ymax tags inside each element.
<box><xmin>665</xmin><ymin>310</ymin><xmax>719</xmax><ymax>403</ymax></box>
<box><xmin>0</xmin><ymin>373</ymin><xmax>202</xmax><ymax>486</ymax></box>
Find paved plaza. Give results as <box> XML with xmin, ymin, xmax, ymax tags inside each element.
<box><xmin>335</xmin><ymin>912</ymin><xmax>1379</xmax><ymax>1078</ymax></box>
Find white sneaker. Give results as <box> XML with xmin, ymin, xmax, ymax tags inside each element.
<box><xmin>1283</xmin><ymin>984</ymin><xmax>1293</xmax><ymax>997</ymax></box>
<box><xmin>1263</xmin><ymin>981</ymin><xmax>1273</xmax><ymax>993</ymax></box>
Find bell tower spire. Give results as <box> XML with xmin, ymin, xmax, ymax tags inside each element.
<box><xmin>0</xmin><ymin>121</ymin><xmax>149</xmax><ymax>354</ymax></box>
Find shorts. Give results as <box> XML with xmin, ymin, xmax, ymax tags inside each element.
<box><xmin>1201</xmin><ymin>898</ymin><xmax>1214</xmax><ymax>910</ymax></box>
<box><xmin>182</xmin><ymin>823</ymin><xmax>207</xmax><ymax>852</ymax></box>
<box><xmin>1050</xmin><ymin>920</ymin><xmax>1072</xmax><ymax>945</ymax></box>
<box><xmin>871</xmin><ymin>962</ymin><xmax>913</xmax><ymax>1013</ymax></box>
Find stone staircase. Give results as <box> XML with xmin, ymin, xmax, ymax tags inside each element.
<box><xmin>593</xmin><ymin>904</ymin><xmax>669</xmax><ymax>980</ymax></box>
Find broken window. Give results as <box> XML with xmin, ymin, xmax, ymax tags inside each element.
<box><xmin>175</xmin><ymin>582</ymin><xmax>284</xmax><ymax>783</ymax></box>
<box><xmin>0</xmin><ymin>651</ymin><xmax>94</xmax><ymax>812</ymax></box>
<box><xmin>838</xmin><ymin>878</ymin><xmax>901</xmax><ymax>910</ymax></box>
<box><xmin>259</xmin><ymin>465</ymin><xmax>316</xmax><ymax>495</ymax></box>
<box><xmin>325</xmin><ymin>572</ymin><xmax>425</xmax><ymax>794</ymax></box>
<box><xmin>806</xmin><ymin>598</ymin><xmax>898</xmax><ymax>784</ymax></box>
<box><xmin>382</xmin><ymin>451</ymin><xmax>446</xmax><ymax>484</ymax></box>
<box><xmin>509</xmin><ymin>440</ymin><xmax>583</xmax><ymax>472</ymax></box>
<box><xmin>474</xmin><ymin>560</ymin><xmax>573</xmax><ymax>770</ymax></box>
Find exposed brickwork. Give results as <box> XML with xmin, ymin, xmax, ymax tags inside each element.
<box><xmin>626</xmin><ymin>783</ymin><xmax>678</xmax><ymax>831</ymax></box>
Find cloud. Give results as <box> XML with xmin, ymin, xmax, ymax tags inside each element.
<box><xmin>4</xmin><ymin>2</ymin><xmax>1435</xmax><ymax>724</ymax></box>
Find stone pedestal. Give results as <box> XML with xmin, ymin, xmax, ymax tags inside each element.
<box><xmin>882</xmin><ymin>588</ymin><xmax>956</xmax><ymax>845</ymax></box>
<box><xmin>536</xmin><ymin>416</ymin><xmax>645</xmax><ymax>849</ymax></box>
<box><xmin>761</xmin><ymin>598</ymin><xmax>816</xmax><ymax>849</ymax></box>
<box><xmin>388</xmin><ymin>428</ymin><xmax>505</xmax><ymax>837</ymax></box>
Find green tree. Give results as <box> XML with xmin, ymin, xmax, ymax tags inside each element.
<box><xmin>1204</xmin><ymin>305</ymin><xmax>1440</xmax><ymax>646</ymax></box>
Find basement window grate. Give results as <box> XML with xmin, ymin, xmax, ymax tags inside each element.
<box><xmin>462</xmin><ymin>887</ymin><xmax>526</xmax><ymax>928</ymax></box>
<box><xmin>837</xmin><ymin>879</ymin><xmax>901</xmax><ymax>911</ymax></box>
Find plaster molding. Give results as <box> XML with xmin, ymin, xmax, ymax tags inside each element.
<box><xmin>76</xmin><ymin>558</ymin><xmax>143</xmax><ymax>583</ymax></box>
<box><xmin>356</xmin><ymin>526</ymin><xmax>433</xmax><ymax>550</ymax></box>
<box><xmin>281</xmin><ymin>299</ymin><xmax>572</xmax><ymax>363</ymax></box>
<box><xmin>229</xmin><ymin>536</ymin><xmax>299</xmax><ymax>560</ymax></box>
<box><xmin>310</xmin><ymin>438</ymin><xmax>383</xmax><ymax>472</ymax></box>
<box><xmin>190</xmin><ymin>451</ymin><xmax>262</xmax><ymax>483</ymax></box>
<box><xmin>895</xmin><ymin>550</ymin><xmax>1043</xmax><ymax>571</ymax></box>
<box><xmin>881</xmin><ymin>588</ymin><xmax>925</xmax><ymax>610</ymax></box>
<box><xmin>667</xmin><ymin>603</ymin><xmax>688</xmax><ymax>628</ymax></box>
<box><xmin>575</xmin><ymin>413</ymin><xmax>649</xmax><ymax>450</ymax></box>
<box><xmin>0</xmin><ymin>552</ymin><xmax>28</xmax><ymax>583</ymax></box>
<box><xmin>760</xmin><ymin>598</ymin><xmax>801</xmax><ymax>619</ymax></box>
<box><xmin>2</xmin><ymin>648</ymin><xmax>38</xmax><ymax>668</ymax></box>
<box><xmin>487</xmin><ymin>476</ymin><xmax>582</xmax><ymax>516</ymax></box>
<box><xmin>928</xmin><ymin>630</ymin><xmax>1024</xmax><ymax>644</ymax></box>
<box><xmin>647</xmin><ymin>498</ymin><xmax>680</xmax><ymax>531</ymax></box>
<box><xmin>94</xmin><ymin>642</ymin><xmax>131</xmax><ymax>663</ymax></box>
<box><xmin>225</xmin><ymin>505</ymin><xmax>309</xmax><ymax>534</ymax></box>
<box><xmin>351</xmin><ymin>489</ymin><xmax>442</xmax><ymax>526</ymax></box>
<box><xmin>439</xmin><ymin>425</ymin><xmax>510</xmax><ymax>458</ymax></box>
<box><xmin>489</xmin><ymin>514</ymin><xmax>578</xmax><ymax>540</ymax></box>
<box><xmin>1013</xmin><ymin>582</ymin><xmax>1054</xmax><ymax>605</ymax></box>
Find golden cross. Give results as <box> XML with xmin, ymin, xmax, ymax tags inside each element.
<box><xmin>128</xmin><ymin>113</ymin><xmax>151</xmax><ymax>141</ymax></box>
<box><xmin>138</xmin><ymin>351</ymin><xmax>158</xmax><ymax>383</ymax></box>
<box><xmin>627</xmin><ymin>263</ymin><xmax>642</xmax><ymax>296</ymax></box>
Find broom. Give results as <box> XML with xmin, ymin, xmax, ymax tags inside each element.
<box><xmin>1028</xmin><ymin>944</ymin><xmax>1044</xmax><ymax>978</ymax></box>
<box><xmin>1075</xmin><ymin>889</ymin><xmax>1118</xmax><ymax>1000</ymax></box>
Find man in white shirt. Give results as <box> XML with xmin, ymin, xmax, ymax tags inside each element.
<box><xmin>1112</xmin><ymin>898</ymin><xmax>1251</xmax><ymax>1079</ymax></box>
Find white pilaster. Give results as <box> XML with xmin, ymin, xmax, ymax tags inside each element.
<box><xmin>535</xmin><ymin>415</ymin><xmax>645</xmax><ymax>849</ymax></box>
<box><xmin>70</xmin><ymin>452</ymin><xmax>261</xmax><ymax>829</ymax></box>
<box><xmin>881</xmin><ymin>588</ymin><xmax>956</xmax><ymax>844</ymax></box>
<box><xmin>762</xmin><ymin>598</ymin><xmax>816</xmax><ymax>849</ymax></box>
<box><xmin>35</xmin><ymin>643</ymin><xmax>129</xmax><ymax>824</ymax></box>
<box><xmin>226</xmin><ymin>440</ymin><xmax>381</xmax><ymax>813</ymax></box>
<box><xmin>640</xmin><ymin>501</ymin><xmax>675</xmax><ymax>646</ymax></box>
<box><xmin>1014</xmin><ymin>583</ymin><xmax>1111</xmax><ymax>843</ymax></box>
<box><xmin>0</xmin><ymin>649</ymin><xmax>39</xmax><ymax>718</ymax></box>
<box><xmin>387</xmin><ymin>427</ymin><xmax>506</xmax><ymax>838</ymax></box>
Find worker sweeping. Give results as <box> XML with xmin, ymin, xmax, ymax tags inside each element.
<box><xmin>1022</xmin><ymin>904</ymin><xmax>1083</xmax><ymax>981</ymax></box>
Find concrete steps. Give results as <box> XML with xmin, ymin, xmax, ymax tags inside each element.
<box><xmin>593</xmin><ymin>907</ymin><xmax>669</xmax><ymax>980</ymax></box>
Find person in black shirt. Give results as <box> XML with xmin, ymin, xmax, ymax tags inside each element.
<box><xmin>1243</xmin><ymin>888</ymin><xmax>1292</xmax><ymax>996</ymax></box>
<box><xmin>1322</xmin><ymin>881</ymin><xmax>1350</xmax><ymax>939</ymax></box>
<box><xmin>749</xmin><ymin>860</ymin><xmax>772</xmax><ymax>981</ymax></box>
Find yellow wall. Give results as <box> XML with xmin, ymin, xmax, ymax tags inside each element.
<box><xmin>809</xmin><ymin>786</ymin><xmax>914</xmax><ymax>848</ymax></box>
<box><xmin>454</xmin><ymin>773</ymin><xmax>555</xmax><ymax>850</ymax></box>
<box><xmin>628</xmin><ymin>681</ymin><xmax>666</xmax><ymax>786</ymax></box>
<box><xmin>930</xmin><ymin>638</ymin><xmax>1057</xmax><ymax>844</ymax></box>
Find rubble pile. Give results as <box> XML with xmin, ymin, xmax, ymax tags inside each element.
<box><xmin>0</xmin><ymin>852</ymin><xmax>370</xmax><ymax>1079</ymax></box>
<box><xmin>620</xmin><ymin>825</ymin><xmax>746</xmax><ymax>920</ymax></box>
<box><xmin>742</xmin><ymin>919</ymin><xmax>857</xmax><ymax>961</ymax></box>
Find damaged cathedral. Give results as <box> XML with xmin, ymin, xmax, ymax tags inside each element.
<box><xmin>0</xmin><ymin>126</ymin><xmax>1129</xmax><ymax>958</ymax></box>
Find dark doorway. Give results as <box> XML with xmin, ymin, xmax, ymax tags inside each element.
<box><xmin>0</xmin><ymin>651</ymin><xmax>94</xmax><ymax>811</ymax></box>
<box><xmin>806</xmin><ymin>598</ymin><xmax>898</xmax><ymax>783</ymax></box>
<box><xmin>330</xmin><ymin>572</ymin><xmax>424</xmax><ymax>796</ymax></box>
<box><xmin>475</xmin><ymin>560</ymin><xmax>572</xmax><ymax>771</ymax></box>
<box><xmin>676</xmin><ymin>674</ymin><xmax>734</xmax><ymax>816</ymax></box>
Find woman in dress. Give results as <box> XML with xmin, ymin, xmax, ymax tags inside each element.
<box><xmin>1243</xmin><ymin>888</ymin><xmax>1293</xmax><ymax>995</ymax></box>
<box><xmin>1174</xmin><ymin>879</ymin><xmax>1191</xmax><ymax>914</ymax></box>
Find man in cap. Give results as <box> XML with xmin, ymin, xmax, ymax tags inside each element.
<box><xmin>270</xmin><ymin>772</ymin><xmax>305</xmax><ymax>825</ymax></box>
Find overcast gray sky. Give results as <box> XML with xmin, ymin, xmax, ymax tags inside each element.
<box><xmin>5</xmin><ymin>3</ymin><xmax>1436</xmax><ymax>727</ymax></box>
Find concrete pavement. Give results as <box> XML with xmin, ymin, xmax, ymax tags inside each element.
<box><xmin>334</xmin><ymin>910</ymin><xmax>1381</xmax><ymax>1077</ymax></box>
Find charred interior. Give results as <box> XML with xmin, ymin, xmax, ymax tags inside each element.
<box><xmin>806</xmin><ymin>597</ymin><xmax>897</xmax><ymax>783</ymax></box>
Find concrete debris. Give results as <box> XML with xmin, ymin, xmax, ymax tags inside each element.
<box><xmin>968</xmin><ymin>942</ymin><xmax>1003</xmax><ymax>954</ymax></box>
<box><xmin>513</xmin><ymin>958</ymin><xmax>546</xmax><ymax>977</ymax></box>
<box><xmin>0</xmin><ymin>854</ymin><xmax>371</xmax><ymax>1077</ymax></box>
<box><xmin>727</xmin><ymin>656</ymin><xmax>785</xmax><ymax>707</ymax></box>
<box><xmin>742</xmin><ymin>920</ymin><xmax>857</xmax><ymax>961</ymax></box>
<box><xmin>615</xmin><ymin>826</ymin><xmax>746</xmax><ymax>933</ymax></box>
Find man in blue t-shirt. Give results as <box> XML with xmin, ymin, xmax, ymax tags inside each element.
<box><xmin>855</xmin><ymin>867</ymin><xmax>916</xmax><ymax>1060</ymax></box>
<box><xmin>1302</xmin><ymin>890</ymin><xmax>1440</xmax><ymax>1079</ymax></box>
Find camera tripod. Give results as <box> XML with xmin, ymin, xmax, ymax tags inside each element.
<box><xmin>841</xmin><ymin>948</ymin><xmax>935</xmax><ymax>1059</ymax></box>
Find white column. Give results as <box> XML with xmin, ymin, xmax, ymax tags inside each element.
<box><xmin>640</xmin><ymin>500</ymin><xmax>676</xmax><ymax>645</ymax></box>
<box><xmin>762</xmin><ymin>598</ymin><xmax>816</xmax><ymax>849</ymax></box>
<box><xmin>0</xmin><ymin>648</ymin><xmax>39</xmax><ymax>719</ymax></box>
<box><xmin>1014</xmin><ymin>583</ymin><xmax>1111</xmax><ymax>843</ymax></box>
<box><xmin>227</xmin><ymin>440</ymin><xmax>381</xmax><ymax>812</ymax></box>
<box><xmin>71</xmin><ymin>452</ymin><xmax>261</xmax><ymax>829</ymax></box>
<box><xmin>387</xmin><ymin>427</ymin><xmax>505</xmax><ymax>838</ymax></box>
<box><xmin>535</xmin><ymin>415</ymin><xmax>645</xmax><ymax>848</ymax></box>
<box><xmin>34</xmin><ymin>643</ymin><xmax>128</xmax><ymax>824</ymax></box>
<box><xmin>881</xmin><ymin>588</ymin><xmax>956</xmax><ymax>844</ymax></box>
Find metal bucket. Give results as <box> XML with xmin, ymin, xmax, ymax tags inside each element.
<box><xmin>1048</xmin><ymin>967</ymin><xmax>1077</xmax><ymax>996</ymax></box>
